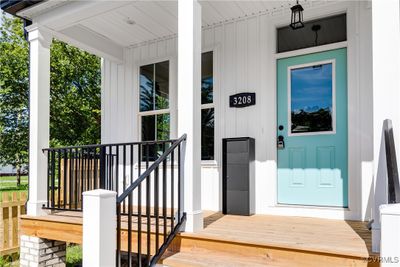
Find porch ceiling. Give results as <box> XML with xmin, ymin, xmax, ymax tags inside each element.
<box><xmin>18</xmin><ymin>0</ymin><xmax>297</xmax><ymax>50</ymax></box>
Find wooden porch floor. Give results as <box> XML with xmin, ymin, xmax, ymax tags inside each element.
<box><xmin>20</xmin><ymin>211</ymin><xmax>378</xmax><ymax>266</ymax></box>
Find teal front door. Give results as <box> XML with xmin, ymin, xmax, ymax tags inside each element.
<box><xmin>277</xmin><ymin>48</ymin><xmax>348</xmax><ymax>207</ymax></box>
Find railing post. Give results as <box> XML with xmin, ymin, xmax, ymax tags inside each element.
<box><xmin>83</xmin><ymin>189</ymin><xmax>116</xmax><ymax>267</ymax></box>
<box><xmin>380</xmin><ymin>204</ymin><xmax>400</xmax><ymax>266</ymax></box>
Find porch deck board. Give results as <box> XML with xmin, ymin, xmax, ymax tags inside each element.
<box><xmin>20</xmin><ymin>210</ymin><xmax>376</xmax><ymax>260</ymax></box>
<box><xmin>196</xmin><ymin>211</ymin><xmax>375</xmax><ymax>258</ymax></box>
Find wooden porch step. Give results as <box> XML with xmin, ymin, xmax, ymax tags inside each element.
<box><xmin>160</xmin><ymin>212</ymin><xmax>379</xmax><ymax>267</ymax></box>
<box><xmin>161</xmin><ymin>248</ymin><xmax>284</xmax><ymax>267</ymax></box>
<box><xmin>160</xmin><ymin>233</ymin><xmax>378</xmax><ymax>267</ymax></box>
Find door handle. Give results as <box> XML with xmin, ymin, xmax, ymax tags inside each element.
<box><xmin>277</xmin><ymin>135</ymin><xmax>285</xmax><ymax>149</ymax></box>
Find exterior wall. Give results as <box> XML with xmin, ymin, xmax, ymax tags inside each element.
<box><xmin>20</xmin><ymin>235</ymin><xmax>66</xmax><ymax>267</ymax></box>
<box><xmin>101</xmin><ymin>1</ymin><xmax>373</xmax><ymax>220</ymax></box>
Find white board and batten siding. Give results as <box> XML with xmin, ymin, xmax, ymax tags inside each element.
<box><xmin>102</xmin><ymin>1</ymin><xmax>374</xmax><ymax>220</ymax></box>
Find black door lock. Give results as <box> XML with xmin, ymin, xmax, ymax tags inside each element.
<box><xmin>277</xmin><ymin>135</ymin><xmax>285</xmax><ymax>149</ymax></box>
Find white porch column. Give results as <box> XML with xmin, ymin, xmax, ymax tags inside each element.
<box><xmin>371</xmin><ymin>0</ymin><xmax>400</xmax><ymax>253</ymax></box>
<box><xmin>26</xmin><ymin>25</ymin><xmax>52</xmax><ymax>216</ymax></box>
<box><xmin>177</xmin><ymin>0</ymin><xmax>203</xmax><ymax>232</ymax></box>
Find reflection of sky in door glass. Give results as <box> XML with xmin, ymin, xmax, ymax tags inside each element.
<box><xmin>290</xmin><ymin>63</ymin><xmax>333</xmax><ymax>133</ymax></box>
<box><xmin>291</xmin><ymin>63</ymin><xmax>332</xmax><ymax>113</ymax></box>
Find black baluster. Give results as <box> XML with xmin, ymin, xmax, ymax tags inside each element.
<box><xmin>51</xmin><ymin>151</ymin><xmax>56</xmax><ymax>209</ymax></box>
<box><xmin>116</xmin><ymin>145</ymin><xmax>119</xmax><ymax>195</ymax></box>
<box><xmin>155</xmin><ymin>166</ymin><xmax>159</xmax><ymax>253</ymax></box>
<box><xmin>146</xmin><ymin>145</ymin><xmax>150</xmax><ymax>265</ymax></box>
<box><xmin>123</xmin><ymin>145</ymin><xmax>126</xmax><ymax>214</ymax></box>
<box><xmin>100</xmin><ymin>146</ymin><xmax>106</xmax><ymax>189</ymax></box>
<box><xmin>69</xmin><ymin>148</ymin><xmax>73</xmax><ymax>209</ymax></box>
<box><xmin>170</xmin><ymin>149</ymin><xmax>174</xmax><ymax>231</ymax></box>
<box><xmin>137</xmin><ymin>144</ymin><xmax>142</xmax><ymax>267</ymax></box>
<box><xmin>178</xmin><ymin>144</ymin><xmax>181</xmax><ymax>223</ymax></box>
<box><xmin>94</xmin><ymin>147</ymin><xmax>98</xmax><ymax>189</ymax></box>
<box><xmin>127</xmin><ymin>189</ymin><xmax>132</xmax><ymax>267</ymax></box>
<box><xmin>63</xmin><ymin>149</ymin><xmax>68</xmax><ymax>209</ymax></box>
<box><xmin>116</xmin><ymin>203</ymin><xmax>121</xmax><ymax>267</ymax></box>
<box><xmin>80</xmin><ymin>149</ymin><xmax>84</xmax><ymax>203</ymax></box>
<box><xmin>86</xmin><ymin>148</ymin><xmax>90</xmax><ymax>191</ymax></box>
<box><xmin>57</xmin><ymin>149</ymin><xmax>61</xmax><ymax>208</ymax></box>
<box><xmin>47</xmin><ymin>151</ymin><xmax>50</xmax><ymax>208</ymax></box>
<box><xmin>108</xmin><ymin>146</ymin><xmax>113</xmax><ymax>190</ymax></box>
<box><xmin>162</xmin><ymin>143</ymin><xmax>167</xmax><ymax>241</ymax></box>
<box><xmin>75</xmin><ymin>148</ymin><xmax>78</xmax><ymax>210</ymax></box>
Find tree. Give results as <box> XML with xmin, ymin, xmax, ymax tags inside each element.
<box><xmin>0</xmin><ymin>14</ymin><xmax>29</xmax><ymax>185</ymax></box>
<box><xmin>0</xmin><ymin>14</ymin><xmax>101</xmax><ymax>185</ymax></box>
<box><xmin>50</xmin><ymin>40</ymin><xmax>101</xmax><ymax>146</ymax></box>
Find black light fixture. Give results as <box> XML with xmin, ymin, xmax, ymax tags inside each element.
<box><xmin>312</xmin><ymin>24</ymin><xmax>321</xmax><ymax>46</ymax></box>
<box><xmin>290</xmin><ymin>0</ymin><xmax>304</xmax><ymax>30</ymax></box>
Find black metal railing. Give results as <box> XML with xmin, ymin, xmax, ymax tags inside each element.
<box><xmin>42</xmin><ymin>139</ymin><xmax>177</xmax><ymax>211</ymax></box>
<box><xmin>116</xmin><ymin>134</ymin><xmax>186</xmax><ymax>267</ymax></box>
<box><xmin>383</xmin><ymin>119</ymin><xmax>400</xmax><ymax>204</ymax></box>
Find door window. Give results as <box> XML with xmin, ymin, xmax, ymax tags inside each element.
<box><xmin>289</xmin><ymin>61</ymin><xmax>335</xmax><ymax>135</ymax></box>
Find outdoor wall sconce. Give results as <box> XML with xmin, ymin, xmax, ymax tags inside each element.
<box><xmin>290</xmin><ymin>0</ymin><xmax>304</xmax><ymax>30</ymax></box>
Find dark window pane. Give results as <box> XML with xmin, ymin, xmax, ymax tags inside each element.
<box><xmin>277</xmin><ymin>14</ymin><xmax>346</xmax><ymax>53</ymax></box>
<box><xmin>157</xmin><ymin>113</ymin><xmax>170</xmax><ymax>141</ymax></box>
<box><xmin>140</xmin><ymin>64</ymin><xmax>154</xmax><ymax>112</ymax></box>
<box><xmin>290</xmin><ymin>63</ymin><xmax>333</xmax><ymax>133</ymax></box>
<box><xmin>141</xmin><ymin>113</ymin><xmax>170</xmax><ymax>161</ymax></box>
<box><xmin>155</xmin><ymin>61</ymin><xmax>169</xmax><ymax>110</ymax></box>
<box><xmin>201</xmin><ymin>52</ymin><xmax>213</xmax><ymax>104</ymax></box>
<box><xmin>201</xmin><ymin>108</ymin><xmax>214</xmax><ymax>160</ymax></box>
<box><xmin>141</xmin><ymin>115</ymin><xmax>155</xmax><ymax>141</ymax></box>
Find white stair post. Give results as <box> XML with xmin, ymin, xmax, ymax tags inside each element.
<box><xmin>380</xmin><ymin>204</ymin><xmax>400</xmax><ymax>266</ymax></box>
<box><xmin>83</xmin><ymin>189</ymin><xmax>117</xmax><ymax>267</ymax></box>
<box><xmin>177</xmin><ymin>0</ymin><xmax>203</xmax><ymax>232</ymax></box>
<box><xmin>26</xmin><ymin>24</ymin><xmax>52</xmax><ymax>216</ymax></box>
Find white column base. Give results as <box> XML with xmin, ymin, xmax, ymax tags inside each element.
<box><xmin>26</xmin><ymin>200</ymin><xmax>48</xmax><ymax>216</ymax></box>
<box><xmin>184</xmin><ymin>210</ymin><xmax>203</xmax><ymax>233</ymax></box>
<box><xmin>380</xmin><ymin>204</ymin><xmax>400</xmax><ymax>266</ymax></box>
<box><xmin>83</xmin><ymin>189</ymin><xmax>116</xmax><ymax>267</ymax></box>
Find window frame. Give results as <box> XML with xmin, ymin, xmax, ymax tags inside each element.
<box><xmin>138</xmin><ymin>60</ymin><xmax>171</xmax><ymax>142</ymax></box>
<box><xmin>287</xmin><ymin>59</ymin><xmax>337</xmax><ymax>137</ymax></box>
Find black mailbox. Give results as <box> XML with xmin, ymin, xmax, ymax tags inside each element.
<box><xmin>222</xmin><ymin>137</ymin><xmax>255</xmax><ymax>216</ymax></box>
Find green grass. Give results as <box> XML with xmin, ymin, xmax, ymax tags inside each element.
<box><xmin>0</xmin><ymin>176</ymin><xmax>28</xmax><ymax>192</ymax></box>
<box><xmin>0</xmin><ymin>176</ymin><xmax>28</xmax><ymax>182</ymax></box>
<box><xmin>0</xmin><ymin>254</ymin><xmax>19</xmax><ymax>267</ymax></box>
<box><xmin>67</xmin><ymin>244</ymin><xmax>82</xmax><ymax>267</ymax></box>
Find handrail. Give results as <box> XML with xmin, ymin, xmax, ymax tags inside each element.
<box><xmin>383</xmin><ymin>119</ymin><xmax>400</xmax><ymax>203</ymax></box>
<box><xmin>116</xmin><ymin>134</ymin><xmax>187</xmax><ymax>267</ymax></box>
<box><xmin>42</xmin><ymin>138</ymin><xmax>178</xmax><ymax>152</ymax></box>
<box><xmin>117</xmin><ymin>134</ymin><xmax>186</xmax><ymax>204</ymax></box>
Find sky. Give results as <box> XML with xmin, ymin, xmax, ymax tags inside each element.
<box><xmin>291</xmin><ymin>63</ymin><xmax>333</xmax><ymax>113</ymax></box>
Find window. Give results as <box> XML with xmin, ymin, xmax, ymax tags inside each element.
<box><xmin>289</xmin><ymin>61</ymin><xmax>335</xmax><ymax>135</ymax></box>
<box><xmin>277</xmin><ymin>14</ymin><xmax>346</xmax><ymax>53</ymax></box>
<box><xmin>140</xmin><ymin>61</ymin><xmax>170</xmax><ymax>160</ymax></box>
<box><xmin>201</xmin><ymin>52</ymin><xmax>214</xmax><ymax>160</ymax></box>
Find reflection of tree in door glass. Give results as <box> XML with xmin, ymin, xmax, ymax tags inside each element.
<box><xmin>290</xmin><ymin>63</ymin><xmax>333</xmax><ymax>133</ymax></box>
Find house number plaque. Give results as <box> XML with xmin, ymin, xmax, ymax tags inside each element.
<box><xmin>229</xmin><ymin>92</ymin><xmax>256</xmax><ymax>108</ymax></box>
